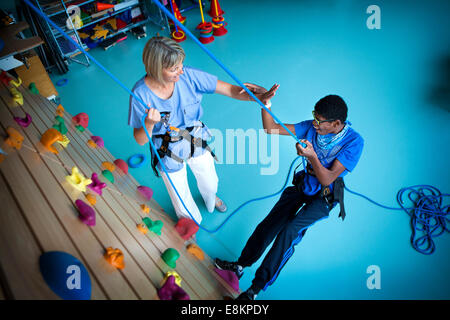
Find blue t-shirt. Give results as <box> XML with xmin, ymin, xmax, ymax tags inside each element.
<box><xmin>128</xmin><ymin>66</ymin><xmax>218</xmax><ymax>173</ymax></box>
<box><xmin>294</xmin><ymin>120</ymin><xmax>364</xmax><ymax>196</ymax></box>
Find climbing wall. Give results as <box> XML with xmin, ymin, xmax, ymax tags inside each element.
<box><xmin>0</xmin><ymin>72</ymin><xmax>238</xmax><ymax>300</ymax></box>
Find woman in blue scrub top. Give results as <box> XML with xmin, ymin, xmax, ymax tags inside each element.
<box><xmin>128</xmin><ymin>36</ymin><xmax>277</xmax><ymax>225</ymax></box>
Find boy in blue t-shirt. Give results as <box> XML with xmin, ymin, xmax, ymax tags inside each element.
<box><xmin>215</xmin><ymin>94</ymin><xmax>364</xmax><ymax>300</ymax></box>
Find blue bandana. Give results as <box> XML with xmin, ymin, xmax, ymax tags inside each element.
<box><xmin>315</xmin><ymin>122</ymin><xmax>351</xmax><ymax>150</ymax></box>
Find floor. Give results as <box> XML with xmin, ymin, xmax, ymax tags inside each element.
<box><xmin>49</xmin><ymin>0</ymin><xmax>449</xmax><ymax>299</ymax></box>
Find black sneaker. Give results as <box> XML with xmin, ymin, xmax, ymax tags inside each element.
<box><xmin>214</xmin><ymin>258</ymin><xmax>244</xmax><ymax>279</ymax></box>
<box><xmin>236</xmin><ymin>287</ymin><xmax>258</xmax><ymax>300</ymax></box>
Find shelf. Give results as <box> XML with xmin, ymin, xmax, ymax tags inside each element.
<box><xmin>47</xmin><ymin>0</ymin><xmax>97</xmax><ymax>17</ymax></box>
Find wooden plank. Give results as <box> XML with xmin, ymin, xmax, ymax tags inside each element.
<box><xmin>0</xmin><ymin>84</ymin><xmax>139</xmax><ymax>299</ymax></box>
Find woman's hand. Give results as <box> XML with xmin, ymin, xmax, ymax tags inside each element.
<box><xmin>296</xmin><ymin>140</ymin><xmax>317</xmax><ymax>160</ymax></box>
<box><xmin>240</xmin><ymin>83</ymin><xmax>280</xmax><ymax>106</ymax></box>
<box><xmin>145</xmin><ymin>106</ymin><xmax>161</xmax><ymax>126</ymax></box>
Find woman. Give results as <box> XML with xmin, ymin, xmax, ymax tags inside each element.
<box><xmin>128</xmin><ymin>36</ymin><xmax>277</xmax><ymax>224</ymax></box>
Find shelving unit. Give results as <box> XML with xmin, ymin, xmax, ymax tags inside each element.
<box><xmin>29</xmin><ymin>0</ymin><xmax>168</xmax><ymax>70</ymax></box>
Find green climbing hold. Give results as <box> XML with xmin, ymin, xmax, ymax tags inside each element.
<box><xmin>161</xmin><ymin>248</ymin><xmax>180</xmax><ymax>268</ymax></box>
<box><xmin>29</xmin><ymin>82</ymin><xmax>39</xmax><ymax>94</ymax></box>
<box><xmin>75</xmin><ymin>125</ymin><xmax>85</xmax><ymax>132</ymax></box>
<box><xmin>142</xmin><ymin>217</ymin><xmax>163</xmax><ymax>235</ymax></box>
<box><xmin>53</xmin><ymin>115</ymin><xmax>68</xmax><ymax>134</ymax></box>
<box><xmin>102</xmin><ymin>169</ymin><xmax>114</xmax><ymax>184</ymax></box>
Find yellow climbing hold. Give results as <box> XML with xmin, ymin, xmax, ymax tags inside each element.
<box><xmin>65</xmin><ymin>167</ymin><xmax>92</xmax><ymax>192</ymax></box>
<box><xmin>164</xmin><ymin>271</ymin><xmax>182</xmax><ymax>287</ymax></box>
<box><xmin>9</xmin><ymin>87</ymin><xmax>23</xmax><ymax>105</ymax></box>
<box><xmin>56</xmin><ymin>134</ymin><xmax>70</xmax><ymax>148</ymax></box>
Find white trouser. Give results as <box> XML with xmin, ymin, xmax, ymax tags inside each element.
<box><xmin>161</xmin><ymin>151</ymin><xmax>219</xmax><ymax>224</ymax></box>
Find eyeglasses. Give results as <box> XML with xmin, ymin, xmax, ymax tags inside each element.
<box><xmin>312</xmin><ymin>111</ymin><xmax>335</xmax><ymax>126</ymax></box>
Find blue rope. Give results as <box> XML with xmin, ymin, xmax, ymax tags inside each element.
<box><xmin>345</xmin><ymin>185</ymin><xmax>449</xmax><ymax>255</ymax></box>
<box><xmin>24</xmin><ymin>0</ymin><xmax>448</xmax><ymax>254</ymax></box>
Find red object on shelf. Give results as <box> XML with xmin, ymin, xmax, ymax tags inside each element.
<box><xmin>116</xmin><ymin>18</ymin><xmax>127</xmax><ymax>30</ymax></box>
<box><xmin>208</xmin><ymin>0</ymin><xmax>225</xmax><ymax>17</ymax></box>
<box><xmin>96</xmin><ymin>2</ymin><xmax>115</xmax><ymax>11</ymax></box>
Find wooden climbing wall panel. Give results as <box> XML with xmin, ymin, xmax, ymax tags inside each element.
<box><xmin>0</xmin><ymin>74</ymin><xmax>238</xmax><ymax>300</ymax></box>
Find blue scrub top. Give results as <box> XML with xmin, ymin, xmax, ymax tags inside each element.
<box><xmin>128</xmin><ymin>66</ymin><xmax>218</xmax><ymax>173</ymax></box>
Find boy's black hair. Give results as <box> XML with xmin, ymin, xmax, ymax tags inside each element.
<box><xmin>314</xmin><ymin>95</ymin><xmax>348</xmax><ymax>123</ymax></box>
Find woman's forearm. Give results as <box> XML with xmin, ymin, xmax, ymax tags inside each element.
<box><xmin>134</xmin><ymin>122</ymin><xmax>155</xmax><ymax>145</ymax></box>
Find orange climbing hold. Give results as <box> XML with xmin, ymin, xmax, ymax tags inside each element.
<box><xmin>102</xmin><ymin>161</ymin><xmax>115</xmax><ymax>172</ymax></box>
<box><xmin>141</xmin><ymin>204</ymin><xmax>150</xmax><ymax>214</ymax></box>
<box><xmin>85</xmin><ymin>193</ymin><xmax>96</xmax><ymax>206</ymax></box>
<box><xmin>137</xmin><ymin>223</ymin><xmax>148</xmax><ymax>234</ymax></box>
<box><xmin>5</xmin><ymin>127</ymin><xmax>24</xmax><ymax>150</ymax></box>
<box><xmin>87</xmin><ymin>139</ymin><xmax>97</xmax><ymax>148</ymax></box>
<box><xmin>186</xmin><ymin>243</ymin><xmax>205</xmax><ymax>260</ymax></box>
<box><xmin>56</xmin><ymin>104</ymin><xmax>65</xmax><ymax>117</ymax></box>
<box><xmin>40</xmin><ymin>128</ymin><xmax>63</xmax><ymax>154</ymax></box>
<box><xmin>104</xmin><ymin>247</ymin><xmax>125</xmax><ymax>270</ymax></box>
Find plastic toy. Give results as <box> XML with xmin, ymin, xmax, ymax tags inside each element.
<box><xmin>56</xmin><ymin>104</ymin><xmax>64</xmax><ymax>117</ymax></box>
<box><xmin>102</xmin><ymin>169</ymin><xmax>114</xmax><ymax>184</ymax></box>
<box><xmin>85</xmin><ymin>193</ymin><xmax>96</xmax><ymax>206</ymax></box>
<box><xmin>175</xmin><ymin>218</ymin><xmax>199</xmax><ymax>240</ymax></box>
<box><xmin>56</xmin><ymin>135</ymin><xmax>70</xmax><ymax>148</ymax></box>
<box><xmin>210</xmin><ymin>0</ymin><xmax>227</xmax><ymax>36</ymax></box>
<box><xmin>127</xmin><ymin>153</ymin><xmax>147</xmax><ymax>168</ymax></box>
<box><xmin>169</xmin><ymin>0</ymin><xmax>186</xmax><ymax>43</ymax></box>
<box><xmin>114</xmin><ymin>159</ymin><xmax>128</xmax><ymax>174</ymax></box>
<box><xmin>96</xmin><ymin>2</ymin><xmax>114</xmax><ymax>11</ymax></box>
<box><xmin>164</xmin><ymin>271</ymin><xmax>182</xmax><ymax>287</ymax></box>
<box><xmin>137</xmin><ymin>223</ymin><xmax>148</xmax><ymax>234</ymax></box>
<box><xmin>91</xmin><ymin>136</ymin><xmax>104</xmax><ymax>148</ymax></box>
<box><xmin>137</xmin><ymin>185</ymin><xmax>153</xmax><ymax>201</ymax></box>
<box><xmin>75</xmin><ymin>199</ymin><xmax>96</xmax><ymax>226</ymax></box>
<box><xmin>141</xmin><ymin>204</ymin><xmax>150</xmax><ymax>214</ymax></box>
<box><xmin>56</xmin><ymin>79</ymin><xmax>68</xmax><ymax>87</ymax></box>
<box><xmin>72</xmin><ymin>112</ymin><xmax>89</xmax><ymax>128</ymax></box>
<box><xmin>87</xmin><ymin>172</ymin><xmax>107</xmax><ymax>195</ymax></box>
<box><xmin>142</xmin><ymin>217</ymin><xmax>163</xmax><ymax>235</ymax></box>
<box><xmin>5</xmin><ymin>127</ymin><xmax>24</xmax><ymax>150</ymax></box>
<box><xmin>161</xmin><ymin>248</ymin><xmax>180</xmax><ymax>268</ymax></box>
<box><xmin>104</xmin><ymin>247</ymin><xmax>125</xmax><ymax>270</ymax></box>
<box><xmin>196</xmin><ymin>0</ymin><xmax>214</xmax><ymax>44</ymax></box>
<box><xmin>9</xmin><ymin>87</ymin><xmax>23</xmax><ymax>105</ymax></box>
<box><xmin>186</xmin><ymin>243</ymin><xmax>204</xmax><ymax>260</ymax></box>
<box><xmin>66</xmin><ymin>167</ymin><xmax>92</xmax><ymax>192</ymax></box>
<box><xmin>214</xmin><ymin>268</ymin><xmax>239</xmax><ymax>293</ymax></box>
<box><xmin>102</xmin><ymin>161</ymin><xmax>115</xmax><ymax>172</ymax></box>
<box><xmin>0</xmin><ymin>70</ymin><xmax>12</xmax><ymax>86</ymax></box>
<box><xmin>13</xmin><ymin>112</ymin><xmax>32</xmax><ymax>128</ymax></box>
<box><xmin>39</xmin><ymin>251</ymin><xmax>91</xmax><ymax>300</ymax></box>
<box><xmin>208</xmin><ymin>0</ymin><xmax>224</xmax><ymax>17</ymax></box>
<box><xmin>157</xmin><ymin>275</ymin><xmax>189</xmax><ymax>300</ymax></box>
<box><xmin>40</xmin><ymin>128</ymin><xmax>63</xmax><ymax>154</ymax></box>
<box><xmin>53</xmin><ymin>115</ymin><xmax>68</xmax><ymax>134</ymax></box>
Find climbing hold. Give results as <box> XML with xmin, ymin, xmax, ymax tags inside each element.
<box><xmin>13</xmin><ymin>112</ymin><xmax>32</xmax><ymax>128</ymax></box>
<box><xmin>175</xmin><ymin>218</ymin><xmax>199</xmax><ymax>240</ymax></box>
<box><xmin>85</xmin><ymin>193</ymin><xmax>96</xmax><ymax>206</ymax></box>
<box><xmin>137</xmin><ymin>185</ymin><xmax>153</xmax><ymax>201</ymax></box>
<box><xmin>56</xmin><ymin>104</ymin><xmax>64</xmax><ymax>117</ymax></box>
<box><xmin>0</xmin><ymin>70</ymin><xmax>12</xmax><ymax>86</ymax></box>
<box><xmin>102</xmin><ymin>161</ymin><xmax>115</xmax><ymax>172</ymax></box>
<box><xmin>0</xmin><ymin>154</ymin><xmax>5</xmax><ymax>164</ymax></box>
<box><xmin>161</xmin><ymin>248</ymin><xmax>180</xmax><ymax>268</ymax></box>
<box><xmin>52</xmin><ymin>115</ymin><xmax>68</xmax><ymax>135</ymax></box>
<box><xmin>164</xmin><ymin>271</ymin><xmax>182</xmax><ymax>287</ymax></box>
<box><xmin>75</xmin><ymin>125</ymin><xmax>85</xmax><ymax>132</ymax></box>
<box><xmin>141</xmin><ymin>204</ymin><xmax>150</xmax><ymax>214</ymax></box>
<box><xmin>114</xmin><ymin>159</ymin><xmax>128</xmax><ymax>174</ymax></box>
<box><xmin>66</xmin><ymin>167</ymin><xmax>92</xmax><ymax>192</ymax></box>
<box><xmin>157</xmin><ymin>275</ymin><xmax>189</xmax><ymax>300</ymax></box>
<box><xmin>91</xmin><ymin>136</ymin><xmax>104</xmax><ymax>148</ymax></box>
<box><xmin>214</xmin><ymin>268</ymin><xmax>239</xmax><ymax>293</ymax></box>
<box><xmin>10</xmin><ymin>77</ymin><xmax>22</xmax><ymax>87</ymax></box>
<box><xmin>72</xmin><ymin>113</ymin><xmax>89</xmax><ymax>129</ymax></box>
<box><xmin>40</xmin><ymin>128</ymin><xmax>63</xmax><ymax>154</ymax></box>
<box><xmin>128</xmin><ymin>153</ymin><xmax>147</xmax><ymax>168</ymax></box>
<box><xmin>5</xmin><ymin>127</ymin><xmax>24</xmax><ymax>150</ymax></box>
<box><xmin>74</xmin><ymin>199</ymin><xmax>96</xmax><ymax>226</ymax></box>
<box><xmin>137</xmin><ymin>223</ymin><xmax>148</xmax><ymax>234</ymax></box>
<box><xmin>9</xmin><ymin>87</ymin><xmax>23</xmax><ymax>105</ymax></box>
<box><xmin>87</xmin><ymin>172</ymin><xmax>107</xmax><ymax>195</ymax></box>
<box><xmin>104</xmin><ymin>247</ymin><xmax>125</xmax><ymax>270</ymax></box>
<box><xmin>87</xmin><ymin>139</ymin><xmax>97</xmax><ymax>148</ymax></box>
<box><xmin>29</xmin><ymin>82</ymin><xmax>39</xmax><ymax>94</ymax></box>
<box><xmin>186</xmin><ymin>243</ymin><xmax>205</xmax><ymax>261</ymax></box>
<box><xmin>102</xmin><ymin>170</ymin><xmax>114</xmax><ymax>184</ymax></box>
<box><xmin>142</xmin><ymin>217</ymin><xmax>163</xmax><ymax>235</ymax></box>
<box><xmin>56</xmin><ymin>135</ymin><xmax>70</xmax><ymax>148</ymax></box>
<box><xmin>39</xmin><ymin>251</ymin><xmax>91</xmax><ymax>300</ymax></box>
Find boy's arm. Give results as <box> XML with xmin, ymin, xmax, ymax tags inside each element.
<box><xmin>261</xmin><ymin>106</ymin><xmax>296</xmax><ymax>135</ymax></box>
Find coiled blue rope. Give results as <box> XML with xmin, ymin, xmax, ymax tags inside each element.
<box><xmin>24</xmin><ymin>0</ymin><xmax>448</xmax><ymax>254</ymax></box>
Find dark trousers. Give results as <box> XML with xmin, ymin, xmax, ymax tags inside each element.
<box><xmin>237</xmin><ymin>186</ymin><xmax>331</xmax><ymax>290</ymax></box>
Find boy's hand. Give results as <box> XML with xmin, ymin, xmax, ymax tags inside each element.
<box><xmin>296</xmin><ymin>140</ymin><xmax>317</xmax><ymax>160</ymax></box>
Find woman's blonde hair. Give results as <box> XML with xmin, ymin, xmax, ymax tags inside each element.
<box><xmin>142</xmin><ymin>36</ymin><xmax>185</xmax><ymax>84</ymax></box>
